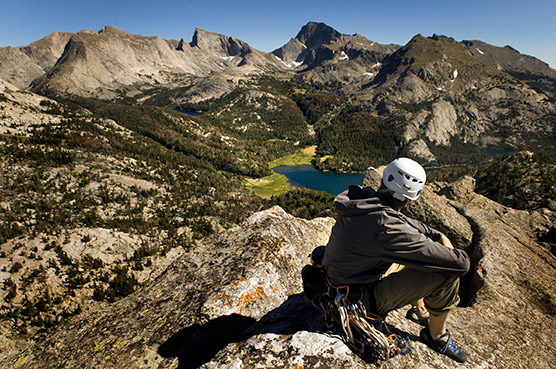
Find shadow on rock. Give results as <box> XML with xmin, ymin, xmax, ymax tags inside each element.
<box><xmin>158</xmin><ymin>293</ymin><xmax>326</xmax><ymax>368</ymax></box>
<box><xmin>245</xmin><ymin>293</ymin><xmax>330</xmax><ymax>336</ymax></box>
<box><xmin>158</xmin><ymin>293</ymin><xmax>419</xmax><ymax>368</ymax></box>
<box><xmin>157</xmin><ymin>314</ymin><xmax>256</xmax><ymax>369</ymax></box>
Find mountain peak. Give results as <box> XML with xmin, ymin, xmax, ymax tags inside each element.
<box><xmin>271</xmin><ymin>22</ymin><xmax>342</xmax><ymax>67</ymax></box>
<box><xmin>371</xmin><ymin>32</ymin><xmax>498</xmax><ymax>90</ymax></box>
<box><xmin>190</xmin><ymin>28</ymin><xmax>214</xmax><ymax>48</ymax></box>
<box><xmin>190</xmin><ymin>28</ymin><xmax>251</xmax><ymax>57</ymax></box>
<box><xmin>98</xmin><ymin>25</ymin><xmax>132</xmax><ymax>37</ymax></box>
<box><xmin>295</xmin><ymin>22</ymin><xmax>341</xmax><ymax>49</ymax></box>
<box><xmin>408</xmin><ymin>33</ymin><xmax>426</xmax><ymax>43</ymax></box>
<box><xmin>272</xmin><ymin>21</ymin><xmax>397</xmax><ymax>72</ymax></box>
<box><xmin>392</xmin><ymin>33</ymin><xmax>485</xmax><ymax>69</ymax></box>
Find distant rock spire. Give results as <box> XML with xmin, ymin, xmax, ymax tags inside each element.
<box><xmin>177</xmin><ymin>38</ymin><xmax>185</xmax><ymax>51</ymax></box>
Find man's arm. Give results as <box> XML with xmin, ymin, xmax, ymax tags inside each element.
<box><xmin>402</xmin><ymin>213</ymin><xmax>444</xmax><ymax>242</ymax></box>
<box><xmin>378</xmin><ymin>213</ymin><xmax>470</xmax><ymax>275</ymax></box>
<box><xmin>439</xmin><ymin>234</ymin><xmax>454</xmax><ymax>249</ymax></box>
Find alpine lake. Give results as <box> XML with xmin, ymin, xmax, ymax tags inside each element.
<box><xmin>272</xmin><ymin>164</ymin><xmax>364</xmax><ymax>195</ymax></box>
<box><xmin>244</xmin><ymin>146</ymin><xmax>364</xmax><ymax>198</ymax></box>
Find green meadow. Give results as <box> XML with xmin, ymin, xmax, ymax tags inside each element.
<box><xmin>245</xmin><ymin>146</ymin><xmax>316</xmax><ymax>198</ymax></box>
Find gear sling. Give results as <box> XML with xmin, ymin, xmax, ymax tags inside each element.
<box><xmin>301</xmin><ymin>246</ymin><xmax>410</xmax><ymax>361</ymax></box>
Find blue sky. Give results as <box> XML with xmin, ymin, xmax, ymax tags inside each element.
<box><xmin>1</xmin><ymin>0</ymin><xmax>555</xmax><ymax>68</ymax></box>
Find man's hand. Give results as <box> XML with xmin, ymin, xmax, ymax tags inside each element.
<box><xmin>439</xmin><ymin>234</ymin><xmax>454</xmax><ymax>249</ymax></box>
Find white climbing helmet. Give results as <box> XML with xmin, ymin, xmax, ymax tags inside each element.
<box><xmin>382</xmin><ymin>158</ymin><xmax>426</xmax><ymax>201</ymax></box>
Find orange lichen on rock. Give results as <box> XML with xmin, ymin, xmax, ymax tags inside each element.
<box><xmin>220</xmin><ymin>291</ymin><xmax>235</xmax><ymax>306</ymax></box>
<box><xmin>230</xmin><ymin>277</ymin><xmax>247</xmax><ymax>288</ymax></box>
<box><xmin>235</xmin><ymin>285</ymin><xmax>266</xmax><ymax>314</ymax></box>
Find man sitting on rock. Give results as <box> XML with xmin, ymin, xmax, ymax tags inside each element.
<box><xmin>322</xmin><ymin>157</ymin><xmax>470</xmax><ymax>363</ymax></box>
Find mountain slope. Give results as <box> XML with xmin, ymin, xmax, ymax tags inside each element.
<box><xmin>29</xmin><ymin>26</ymin><xmax>283</xmax><ymax>99</ymax></box>
<box><xmin>2</xmin><ymin>175</ymin><xmax>555</xmax><ymax>368</ymax></box>
<box><xmin>0</xmin><ymin>84</ymin><xmax>281</xmax><ymax>358</ymax></box>
<box><xmin>353</xmin><ymin>34</ymin><xmax>555</xmax><ymax>162</ymax></box>
<box><xmin>0</xmin><ymin>31</ymin><xmax>72</xmax><ymax>88</ymax></box>
<box><xmin>3</xmin><ymin>23</ymin><xmax>553</xmax><ymax>170</ymax></box>
<box><xmin>475</xmin><ymin>151</ymin><xmax>556</xmax><ymax>210</ymax></box>
<box><xmin>462</xmin><ymin>40</ymin><xmax>556</xmax><ymax>95</ymax></box>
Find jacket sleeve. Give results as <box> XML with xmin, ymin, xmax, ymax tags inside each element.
<box><xmin>402</xmin><ymin>213</ymin><xmax>444</xmax><ymax>242</ymax></box>
<box><xmin>376</xmin><ymin>212</ymin><xmax>470</xmax><ymax>275</ymax></box>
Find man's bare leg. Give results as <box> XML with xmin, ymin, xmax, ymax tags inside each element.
<box><xmin>428</xmin><ymin>312</ymin><xmax>448</xmax><ymax>339</ymax></box>
<box><xmin>416</xmin><ymin>297</ymin><xmax>427</xmax><ymax>314</ymax></box>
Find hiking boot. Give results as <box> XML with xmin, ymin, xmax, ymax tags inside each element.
<box><xmin>420</xmin><ymin>327</ymin><xmax>467</xmax><ymax>363</ymax></box>
<box><xmin>406</xmin><ymin>305</ymin><xmax>429</xmax><ymax>326</ymax></box>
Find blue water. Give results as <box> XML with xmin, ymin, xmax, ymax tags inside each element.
<box><xmin>272</xmin><ymin>164</ymin><xmax>364</xmax><ymax>195</ymax></box>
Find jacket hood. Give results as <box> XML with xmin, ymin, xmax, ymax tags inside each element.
<box><xmin>334</xmin><ymin>185</ymin><xmax>391</xmax><ymax>217</ymax></box>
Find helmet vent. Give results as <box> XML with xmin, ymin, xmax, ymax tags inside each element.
<box><xmin>388</xmin><ymin>174</ymin><xmax>395</xmax><ymax>182</ymax></box>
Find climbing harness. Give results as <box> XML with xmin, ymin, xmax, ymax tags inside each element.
<box><xmin>303</xmin><ymin>246</ymin><xmax>411</xmax><ymax>362</ymax></box>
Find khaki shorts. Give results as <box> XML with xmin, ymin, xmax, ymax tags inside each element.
<box><xmin>364</xmin><ymin>263</ymin><xmax>461</xmax><ymax>317</ymax></box>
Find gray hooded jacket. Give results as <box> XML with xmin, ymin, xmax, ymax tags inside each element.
<box><xmin>323</xmin><ymin>185</ymin><xmax>470</xmax><ymax>285</ymax></box>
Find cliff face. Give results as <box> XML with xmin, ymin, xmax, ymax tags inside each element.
<box><xmin>272</xmin><ymin>21</ymin><xmax>399</xmax><ymax>84</ymax></box>
<box><xmin>0</xmin><ymin>32</ymin><xmax>72</xmax><ymax>89</ymax></box>
<box><xmin>3</xmin><ymin>172</ymin><xmax>555</xmax><ymax>368</ymax></box>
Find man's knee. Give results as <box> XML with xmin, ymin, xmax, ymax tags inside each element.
<box><xmin>424</xmin><ymin>275</ymin><xmax>461</xmax><ymax>316</ymax></box>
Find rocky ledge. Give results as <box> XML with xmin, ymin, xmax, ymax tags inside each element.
<box><xmin>2</xmin><ymin>174</ymin><xmax>555</xmax><ymax>368</ymax></box>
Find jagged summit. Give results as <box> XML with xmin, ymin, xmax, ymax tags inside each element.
<box><xmin>2</xmin><ymin>22</ymin><xmax>554</xmax><ymax>101</ymax></box>
<box><xmin>28</xmin><ymin>25</ymin><xmax>284</xmax><ymax>98</ymax></box>
<box><xmin>176</xmin><ymin>38</ymin><xmax>186</xmax><ymax>51</ymax></box>
<box><xmin>1</xmin><ymin>22</ymin><xmax>555</xmax><ymax>154</ymax></box>
<box><xmin>190</xmin><ymin>28</ymin><xmax>252</xmax><ymax>57</ymax></box>
<box><xmin>294</xmin><ymin>21</ymin><xmax>341</xmax><ymax>50</ymax></box>
<box><xmin>272</xmin><ymin>22</ymin><xmax>342</xmax><ymax>67</ymax></box>
<box><xmin>272</xmin><ymin>21</ymin><xmax>397</xmax><ymax>72</ymax></box>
